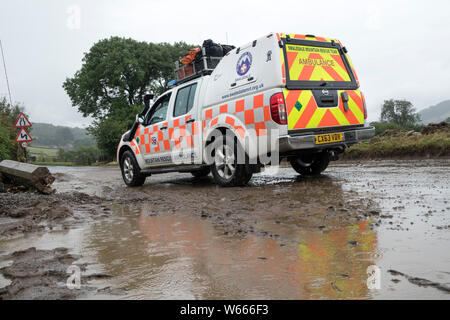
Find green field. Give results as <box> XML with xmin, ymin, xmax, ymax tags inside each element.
<box><xmin>31</xmin><ymin>161</ymin><xmax>76</xmax><ymax>166</ymax></box>
<box><xmin>27</xmin><ymin>146</ymin><xmax>61</xmax><ymax>164</ymax></box>
<box><xmin>27</xmin><ymin>146</ymin><xmax>59</xmax><ymax>158</ymax></box>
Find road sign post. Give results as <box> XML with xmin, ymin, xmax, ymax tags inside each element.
<box><xmin>14</xmin><ymin>112</ymin><xmax>33</xmax><ymax>162</ymax></box>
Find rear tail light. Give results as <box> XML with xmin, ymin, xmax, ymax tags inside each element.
<box><xmin>361</xmin><ymin>92</ymin><xmax>367</xmax><ymax>120</ymax></box>
<box><xmin>270</xmin><ymin>92</ymin><xmax>287</xmax><ymax>125</ymax></box>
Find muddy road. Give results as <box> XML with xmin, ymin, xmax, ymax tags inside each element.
<box><xmin>0</xmin><ymin>160</ymin><xmax>449</xmax><ymax>299</ymax></box>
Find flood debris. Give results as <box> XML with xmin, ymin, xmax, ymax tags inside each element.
<box><xmin>330</xmin><ymin>282</ymin><xmax>343</xmax><ymax>293</ymax></box>
<box><xmin>6</xmin><ymin>200</ymin><xmax>72</xmax><ymax>220</ymax></box>
<box><xmin>0</xmin><ymin>247</ymin><xmax>120</xmax><ymax>300</ymax></box>
<box><xmin>0</xmin><ymin>160</ymin><xmax>55</xmax><ymax>194</ymax></box>
<box><xmin>388</xmin><ymin>269</ymin><xmax>450</xmax><ymax>293</ymax></box>
<box><xmin>0</xmin><ymin>200</ymin><xmax>73</xmax><ymax>237</ymax></box>
<box><xmin>421</xmin><ymin>121</ymin><xmax>450</xmax><ymax>135</ymax></box>
<box><xmin>0</xmin><ymin>191</ymin><xmax>108</xmax><ymax>239</ymax></box>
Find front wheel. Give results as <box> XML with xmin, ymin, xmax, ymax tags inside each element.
<box><xmin>210</xmin><ymin>133</ymin><xmax>252</xmax><ymax>187</ymax></box>
<box><xmin>120</xmin><ymin>150</ymin><xmax>146</xmax><ymax>187</ymax></box>
<box><xmin>290</xmin><ymin>153</ymin><xmax>330</xmax><ymax>176</ymax></box>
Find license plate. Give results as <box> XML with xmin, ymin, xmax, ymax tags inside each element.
<box><xmin>315</xmin><ymin>132</ymin><xmax>343</xmax><ymax>145</ymax></box>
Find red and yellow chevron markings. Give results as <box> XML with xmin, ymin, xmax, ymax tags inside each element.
<box><xmin>285</xmin><ymin>45</ymin><xmax>351</xmax><ymax>82</ymax></box>
<box><xmin>284</xmin><ymin>89</ymin><xmax>365</xmax><ymax>130</ymax></box>
<box><xmin>277</xmin><ymin>34</ymin><xmax>356</xmax><ymax>85</ymax></box>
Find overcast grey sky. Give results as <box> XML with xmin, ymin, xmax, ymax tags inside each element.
<box><xmin>0</xmin><ymin>0</ymin><xmax>449</xmax><ymax>127</ymax></box>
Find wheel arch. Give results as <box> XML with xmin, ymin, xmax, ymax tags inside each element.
<box><xmin>202</xmin><ymin>116</ymin><xmax>257</xmax><ymax>163</ymax></box>
<box><xmin>202</xmin><ymin>125</ymin><xmax>243</xmax><ymax>163</ymax></box>
<box><xmin>118</xmin><ymin>145</ymin><xmax>134</xmax><ymax>165</ymax></box>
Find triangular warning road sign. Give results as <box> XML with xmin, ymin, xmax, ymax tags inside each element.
<box><xmin>15</xmin><ymin>128</ymin><xmax>33</xmax><ymax>142</ymax></box>
<box><xmin>14</xmin><ymin>112</ymin><xmax>32</xmax><ymax>128</ymax></box>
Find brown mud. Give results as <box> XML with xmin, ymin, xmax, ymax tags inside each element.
<box><xmin>0</xmin><ymin>160</ymin><xmax>449</xmax><ymax>299</ymax></box>
<box><xmin>0</xmin><ymin>247</ymin><xmax>122</xmax><ymax>300</ymax></box>
<box><xmin>0</xmin><ymin>191</ymin><xmax>106</xmax><ymax>239</ymax></box>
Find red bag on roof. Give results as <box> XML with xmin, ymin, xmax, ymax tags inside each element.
<box><xmin>181</xmin><ymin>47</ymin><xmax>200</xmax><ymax>65</ymax></box>
<box><xmin>178</xmin><ymin>64</ymin><xmax>194</xmax><ymax>79</ymax></box>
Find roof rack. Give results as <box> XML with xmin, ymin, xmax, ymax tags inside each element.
<box><xmin>171</xmin><ymin>47</ymin><xmax>222</xmax><ymax>87</ymax></box>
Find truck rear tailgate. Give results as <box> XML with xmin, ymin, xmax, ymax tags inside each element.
<box><xmin>280</xmin><ymin>36</ymin><xmax>364</xmax><ymax>131</ymax></box>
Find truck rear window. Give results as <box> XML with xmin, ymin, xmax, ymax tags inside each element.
<box><xmin>283</xmin><ymin>40</ymin><xmax>357</xmax><ymax>89</ymax></box>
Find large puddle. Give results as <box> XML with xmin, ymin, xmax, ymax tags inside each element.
<box><xmin>1</xmin><ymin>160</ymin><xmax>449</xmax><ymax>299</ymax></box>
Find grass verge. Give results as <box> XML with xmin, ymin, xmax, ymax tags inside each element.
<box><xmin>344</xmin><ymin>130</ymin><xmax>450</xmax><ymax>159</ymax></box>
<box><xmin>31</xmin><ymin>161</ymin><xmax>77</xmax><ymax>166</ymax></box>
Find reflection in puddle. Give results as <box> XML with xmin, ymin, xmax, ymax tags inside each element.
<box><xmin>82</xmin><ymin>203</ymin><xmax>377</xmax><ymax>299</ymax></box>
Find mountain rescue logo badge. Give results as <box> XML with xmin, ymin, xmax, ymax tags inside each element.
<box><xmin>236</xmin><ymin>52</ymin><xmax>252</xmax><ymax>76</ymax></box>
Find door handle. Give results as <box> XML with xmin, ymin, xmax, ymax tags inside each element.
<box><xmin>341</xmin><ymin>92</ymin><xmax>349</xmax><ymax>111</ymax></box>
<box><xmin>160</xmin><ymin>126</ymin><xmax>168</xmax><ymax>130</ymax></box>
<box><xmin>186</xmin><ymin>118</ymin><xmax>196</xmax><ymax>124</ymax></box>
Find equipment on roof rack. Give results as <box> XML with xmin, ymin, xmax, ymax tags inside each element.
<box><xmin>174</xmin><ymin>40</ymin><xmax>235</xmax><ymax>85</ymax></box>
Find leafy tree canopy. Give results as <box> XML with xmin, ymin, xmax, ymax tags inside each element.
<box><xmin>380</xmin><ymin>99</ymin><xmax>421</xmax><ymax>127</ymax></box>
<box><xmin>63</xmin><ymin>37</ymin><xmax>194</xmax><ymax>159</ymax></box>
<box><xmin>63</xmin><ymin>37</ymin><xmax>193</xmax><ymax>119</ymax></box>
<box><xmin>57</xmin><ymin>145</ymin><xmax>100</xmax><ymax>165</ymax></box>
<box><xmin>87</xmin><ymin>104</ymin><xmax>143</xmax><ymax>159</ymax></box>
<box><xmin>0</xmin><ymin>97</ymin><xmax>25</xmax><ymax>161</ymax></box>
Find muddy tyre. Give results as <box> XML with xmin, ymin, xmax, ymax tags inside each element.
<box><xmin>211</xmin><ymin>133</ymin><xmax>252</xmax><ymax>187</ymax></box>
<box><xmin>191</xmin><ymin>167</ymin><xmax>211</xmax><ymax>178</ymax></box>
<box><xmin>290</xmin><ymin>153</ymin><xmax>330</xmax><ymax>176</ymax></box>
<box><xmin>120</xmin><ymin>150</ymin><xmax>146</xmax><ymax>187</ymax></box>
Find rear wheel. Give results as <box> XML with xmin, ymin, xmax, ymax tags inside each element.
<box><xmin>290</xmin><ymin>152</ymin><xmax>330</xmax><ymax>176</ymax></box>
<box><xmin>191</xmin><ymin>167</ymin><xmax>210</xmax><ymax>178</ymax></box>
<box><xmin>120</xmin><ymin>150</ymin><xmax>146</xmax><ymax>187</ymax></box>
<box><xmin>211</xmin><ymin>133</ymin><xmax>252</xmax><ymax>187</ymax></box>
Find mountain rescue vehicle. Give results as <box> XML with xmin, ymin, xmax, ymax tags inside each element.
<box><xmin>117</xmin><ymin>33</ymin><xmax>375</xmax><ymax>187</ymax></box>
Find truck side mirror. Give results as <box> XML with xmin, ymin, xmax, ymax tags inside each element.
<box><xmin>144</xmin><ymin>93</ymin><xmax>154</xmax><ymax>107</ymax></box>
<box><xmin>136</xmin><ymin>114</ymin><xmax>145</xmax><ymax>124</ymax></box>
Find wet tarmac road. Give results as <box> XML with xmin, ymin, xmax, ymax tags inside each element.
<box><xmin>0</xmin><ymin>160</ymin><xmax>449</xmax><ymax>299</ymax></box>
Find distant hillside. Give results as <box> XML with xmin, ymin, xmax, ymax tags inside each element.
<box><xmin>30</xmin><ymin>123</ymin><xmax>95</xmax><ymax>149</ymax></box>
<box><xmin>419</xmin><ymin>100</ymin><xmax>450</xmax><ymax>124</ymax></box>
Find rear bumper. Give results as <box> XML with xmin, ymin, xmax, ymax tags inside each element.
<box><xmin>278</xmin><ymin>126</ymin><xmax>375</xmax><ymax>153</ymax></box>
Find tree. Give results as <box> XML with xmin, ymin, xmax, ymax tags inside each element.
<box><xmin>57</xmin><ymin>145</ymin><xmax>100</xmax><ymax>165</ymax></box>
<box><xmin>150</xmin><ymin>41</ymin><xmax>199</xmax><ymax>96</ymax></box>
<box><xmin>380</xmin><ymin>99</ymin><xmax>421</xmax><ymax>127</ymax></box>
<box><xmin>57</xmin><ymin>148</ymin><xmax>67</xmax><ymax>162</ymax></box>
<box><xmin>63</xmin><ymin>37</ymin><xmax>194</xmax><ymax>159</ymax></box>
<box><xmin>370</xmin><ymin>121</ymin><xmax>404</xmax><ymax>136</ymax></box>
<box><xmin>0</xmin><ymin>126</ymin><xmax>14</xmax><ymax>161</ymax></box>
<box><xmin>86</xmin><ymin>104</ymin><xmax>142</xmax><ymax>159</ymax></box>
<box><xmin>0</xmin><ymin>97</ymin><xmax>25</xmax><ymax>161</ymax></box>
<box><xmin>73</xmin><ymin>146</ymin><xmax>99</xmax><ymax>165</ymax></box>
<box><xmin>73</xmin><ymin>137</ymin><xmax>95</xmax><ymax>149</ymax></box>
